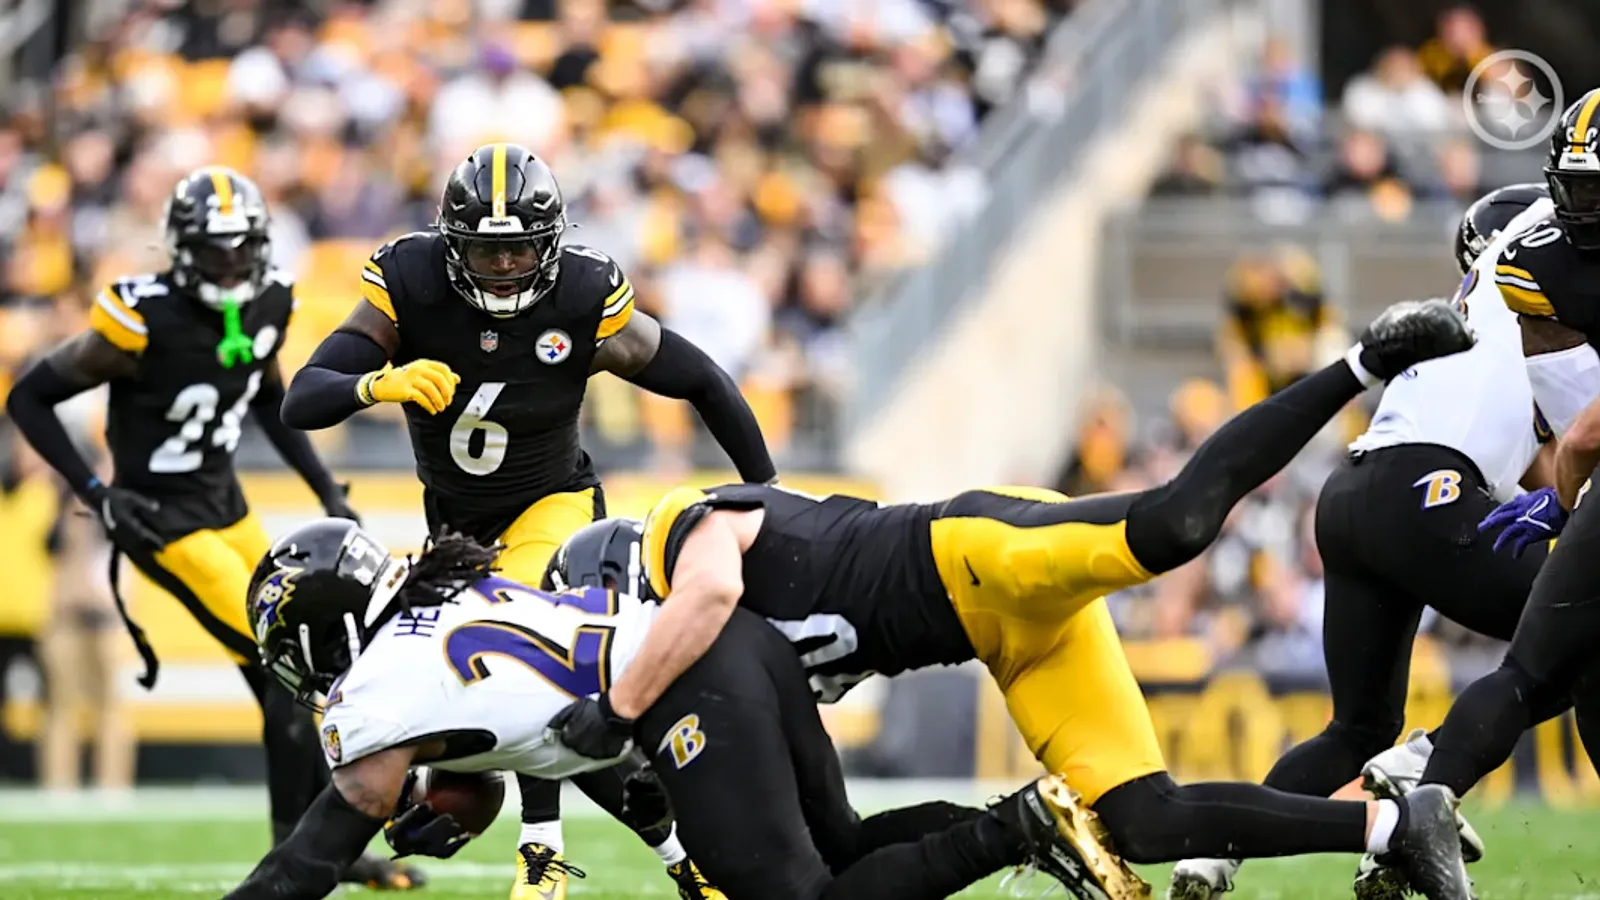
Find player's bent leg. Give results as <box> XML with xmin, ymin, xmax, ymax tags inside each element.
<box><xmin>568</xmin><ymin>757</ymin><xmax>721</xmax><ymax>898</ymax></box>
<box><xmin>491</xmin><ymin>488</ymin><xmax>610</xmax><ymax>898</ymax></box>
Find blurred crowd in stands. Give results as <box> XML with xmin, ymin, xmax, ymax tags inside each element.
<box><xmin>0</xmin><ymin>0</ymin><xmax>1077</xmax><ymax>474</ymax></box>
<box><xmin>1152</xmin><ymin>4</ymin><xmax>1502</xmax><ymax>223</ymax></box>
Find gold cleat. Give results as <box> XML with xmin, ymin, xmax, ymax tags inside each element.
<box><xmin>1032</xmin><ymin>775</ymin><xmax>1151</xmax><ymax>900</ymax></box>
<box><xmin>667</xmin><ymin>860</ymin><xmax>726</xmax><ymax>899</ymax></box>
<box><xmin>511</xmin><ymin>843</ymin><xmax>585</xmax><ymax>900</ymax></box>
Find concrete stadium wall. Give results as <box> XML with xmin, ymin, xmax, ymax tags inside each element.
<box><xmin>846</xmin><ymin>11</ymin><xmax>1265</xmax><ymax>501</ymax></box>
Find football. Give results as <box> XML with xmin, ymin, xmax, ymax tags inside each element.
<box><xmin>410</xmin><ymin>767</ymin><xmax>506</xmax><ymax>836</ymax></box>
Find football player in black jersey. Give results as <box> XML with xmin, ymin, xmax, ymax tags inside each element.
<box><xmin>1402</xmin><ymin>89</ymin><xmax>1600</xmax><ymax>845</ymax></box>
<box><xmin>280</xmin><ymin>143</ymin><xmax>772</xmax><ymax>900</ymax></box>
<box><xmin>5</xmin><ymin>167</ymin><xmax>420</xmax><ymax>889</ymax></box>
<box><xmin>547</xmin><ymin>301</ymin><xmax>1482</xmax><ymax>900</ymax></box>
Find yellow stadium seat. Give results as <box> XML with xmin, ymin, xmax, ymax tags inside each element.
<box><xmin>511</xmin><ymin>22</ymin><xmax>560</xmax><ymax>70</ymax></box>
<box><xmin>176</xmin><ymin>58</ymin><xmax>234</xmax><ymax>121</ymax></box>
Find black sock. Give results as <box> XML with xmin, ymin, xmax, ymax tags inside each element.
<box><xmin>1095</xmin><ymin>775</ymin><xmax>1366</xmax><ymax>863</ymax></box>
<box><xmin>518</xmin><ymin>774</ymin><xmax>562</xmax><ymax>827</ymax></box>
<box><xmin>819</xmin><ymin>816</ymin><xmax>1025</xmax><ymax>900</ymax></box>
<box><xmin>1421</xmin><ymin>667</ymin><xmax>1535</xmax><ymax>797</ymax></box>
<box><xmin>1261</xmin><ymin>731</ymin><xmax>1375</xmax><ymax>799</ymax></box>
<box><xmin>1125</xmin><ymin>360</ymin><xmax>1363</xmax><ymax>573</ymax></box>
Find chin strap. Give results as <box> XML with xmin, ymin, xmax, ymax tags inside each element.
<box><xmin>217</xmin><ymin>297</ymin><xmax>255</xmax><ymax>368</ymax></box>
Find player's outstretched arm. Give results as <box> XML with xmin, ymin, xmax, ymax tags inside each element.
<box><xmin>593</xmin><ymin>309</ymin><xmax>777</xmax><ymax>484</ymax></box>
<box><xmin>251</xmin><ymin>359</ymin><xmax>356</xmax><ymax>519</ymax></box>
<box><xmin>220</xmin><ymin>744</ymin><xmax>416</xmax><ymax>900</ymax></box>
<box><xmin>280</xmin><ymin>300</ymin><xmax>405</xmax><ymax>429</ymax></box>
<box><xmin>7</xmin><ymin>331</ymin><xmax>136</xmax><ymax>501</ymax></box>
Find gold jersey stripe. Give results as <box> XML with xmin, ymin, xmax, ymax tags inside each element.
<box><xmin>361</xmin><ymin>281</ymin><xmax>397</xmax><ymax>322</ymax></box>
<box><xmin>595</xmin><ymin>282</ymin><xmax>635</xmax><ymax>341</ymax></box>
<box><xmin>90</xmin><ymin>294</ymin><xmax>148</xmax><ymax>353</ymax></box>
<box><xmin>642</xmin><ymin>486</ymin><xmax>710</xmax><ymax>600</ymax></box>
<box><xmin>1495</xmin><ymin>264</ymin><xmax>1536</xmax><ymax>283</ymax></box>
<box><xmin>1498</xmin><ymin>282</ymin><xmax>1556</xmax><ymax>317</ymax></box>
<box><xmin>1575</xmin><ymin>91</ymin><xmax>1600</xmax><ymax>150</ymax></box>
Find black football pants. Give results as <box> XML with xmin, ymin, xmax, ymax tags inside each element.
<box><xmin>1263</xmin><ymin>444</ymin><xmax>1548</xmax><ymax>798</ymax></box>
<box><xmin>635</xmin><ymin>609</ymin><xmax>1019</xmax><ymax>900</ymax></box>
<box><xmin>1423</xmin><ymin>466</ymin><xmax>1600</xmax><ymax>796</ymax></box>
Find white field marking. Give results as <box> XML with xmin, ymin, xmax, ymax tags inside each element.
<box><xmin>0</xmin><ymin>779</ymin><xmax>1014</xmax><ymax>823</ymax></box>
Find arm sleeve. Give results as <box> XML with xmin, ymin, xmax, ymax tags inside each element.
<box><xmin>280</xmin><ymin>331</ymin><xmax>390</xmax><ymax>430</ymax></box>
<box><xmin>221</xmin><ymin>785</ymin><xmax>385</xmax><ymax>900</ymax></box>
<box><xmin>252</xmin><ymin>370</ymin><xmax>341</xmax><ymax>502</ymax></box>
<box><xmin>5</xmin><ymin>360</ymin><xmax>102</xmax><ymax>500</ymax></box>
<box><xmin>624</xmin><ymin>329</ymin><xmax>777</xmax><ymax>484</ymax></box>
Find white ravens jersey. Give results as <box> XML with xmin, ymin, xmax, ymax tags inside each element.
<box><xmin>318</xmin><ymin>578</ymin><xmax>658</xmax><ymax>779</ymax></box>
<box><xmin>1350</xmin><ymin>199</ymin><xmax>1553</xmax><ymax>501</ymax></box>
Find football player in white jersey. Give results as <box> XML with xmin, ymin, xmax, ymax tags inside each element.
<box><xmin>1170</xmin><ymin>184</ymin><xmax>1561</xmax><ymax>900</ymax></box>
<box><xmin>218</xmin><ymin>518</ymin><xmax>1125</xmax><ymax>900</ymax></box>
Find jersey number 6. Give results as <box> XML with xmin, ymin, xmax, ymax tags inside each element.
<box><xmin>443</xmin><ymin>619</ymin><xmax>613</xmax><ymax>699</ymax></box>
<box><xmin>449</xmin><ymin>382</ymin><xmax>509</xmax><ymax>476</ymax></box>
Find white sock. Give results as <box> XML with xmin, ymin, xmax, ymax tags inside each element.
<box><xmin>653</xmin><ymin>825</ymin><xmax>688</xmax><ymax>866</ymax></box>
<box><xmin>1344</xmin><ymin>343</ymin><xmax>1381</xmax><ymax>388</ymax></box>
<box><xmin>1366</xmin><ymin>799</ymin><xmax>1400</xmax><ymax>854</ymax></box>
<box><xmin>519</xmin><ymin>820</ymin><xmax>564</xmax><ymax>853</ymax></box>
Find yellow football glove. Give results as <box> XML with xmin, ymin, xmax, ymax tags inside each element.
<box><xmin>358</xmin><ymin>360</ymin><xmax>460</xmax><ymax>415</ymax></box>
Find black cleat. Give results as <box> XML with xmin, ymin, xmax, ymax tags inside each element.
<box><xmin>988</xmin><ymin>775</ymin><xmax>1151</xmax><ymax>900</ymax></box>
<box><xmin>344</xmin><ymin>851</ymin><xmax>427</xmax><ymax>891</ymax></box>
<box><xmin>1381</xmin><ymin>785</ymin><xmax>1474</xmax><ymax>900</ymax></box>
<box><xmin>1356</xmin><ymin>299</ymin><xmax>1475</xmax><ymax>382</ymax></box>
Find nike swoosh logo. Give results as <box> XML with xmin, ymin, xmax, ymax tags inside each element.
<box><xmin>963</xmin><ymin>557</ymin><xmax>981</xmax><ymax>586</ymax></box>
<box><xmin>1503</xmin><ymin>246</ymin><xmax>1518</xmax><ymax>259</ymax></box>
<box><xmin>449</xmin><ymin>200</ymin><xmax>469</xmax><ymax>211</ymax></box>
<box><xmin>608</xmin><ymin>268</ymin><xmax>621</xmax><ymax>287</ymax></box>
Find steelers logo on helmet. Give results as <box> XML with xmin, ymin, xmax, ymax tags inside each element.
<box><xmin>436</xmin><ymin>143</ymin><xmax>567</xmax><ymax>317</ymax></box>
<box><xmin>537</xmin><ymin>329</ymin><xmax>572</xmax><ymax>365</ymax></box>
<box><xmin>163</xmin><ymin>166</ymin><xmax>273</xmax><ymax>310</ymax></box>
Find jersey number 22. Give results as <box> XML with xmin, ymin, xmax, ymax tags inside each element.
<box><xmin>442</xmin><ymin>588</ymin><xmax>616</xmax><ymax>698</ymax></box>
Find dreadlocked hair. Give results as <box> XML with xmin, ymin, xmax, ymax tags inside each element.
<box><xmin>397</xmin><ymin>530</ymin><xmax>504</xmax><ymax>610</ymax></box>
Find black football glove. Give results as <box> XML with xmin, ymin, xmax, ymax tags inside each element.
<box><xmin>88</xmin><ymin>483</ymin><xmax>166</xmax><ymax>553</ymax></box>
<box><xmin>548</xmin><ymin>694</ymin><xmax>634</xmax><ymax>760</ymax></box>
<box><xmin>620</xmin><ymin>766</ymin><xmax>673</xmax><ymax>833</ymax></box>
<box><xmin>383</xmin><ymin>773</ymin><xmax>473</xmax><ymax>860</ymax></box>
<box><xmin>321</xmin><ymin>482</ymin><xmax>361</xmax><ymax>525</ymax></box>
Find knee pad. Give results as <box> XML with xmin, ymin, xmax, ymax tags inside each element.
<box><xmin>1091</xmin><ymin>773</ymin><xmax>1188</xmax><ymax>864</ymax></box>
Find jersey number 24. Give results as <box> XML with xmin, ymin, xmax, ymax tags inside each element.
<box><xmin>149</xmin><ymin>372</ymin><xmax>263</xmax><ymax>474</ymax></box>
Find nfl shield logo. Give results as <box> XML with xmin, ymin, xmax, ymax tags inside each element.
<box><xmin>479</xmin><ymin>330</ymin><xmax>499</xmax><ymax>353</ymax></box>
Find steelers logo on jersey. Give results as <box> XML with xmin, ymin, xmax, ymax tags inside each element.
<box><xmin>536</xmin><ymin>329</ymin><xmax>572</xmax><ymax>365</ymax></box>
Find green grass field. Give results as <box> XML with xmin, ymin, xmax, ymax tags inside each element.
<box><xmin>2</xmin><ymin>786</ymin><xmax>1596</xmax><ymax>899</ymax></box>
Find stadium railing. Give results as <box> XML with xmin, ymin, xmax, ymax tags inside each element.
<box><xmin>844</xmin><ymin>0</ymin><xmax>1251</xmax><ymax>434</ymax></box>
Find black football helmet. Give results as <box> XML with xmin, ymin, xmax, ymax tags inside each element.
<box><xmin>1454</xmin><ymin>182</ymin><xmax>1548</xmax><ymax>274</ymax></box>
<box><xmin>436</xmin><ymin>143</ymin><xmax>566</xmax><ymax>317</ymax></box>
<box><xmin>163</xmin><ymin>166</ymin><xmax>273</xmax><ymax>309</ymax></box>
<box><xmin>247</xmin><ymin>518</ymin><xmax>410</xmax><ymax>708</ymax></box>
<box><xmin>1546</xmin><ymin>89</ymin><xmax>1600</xmax><ymax>252</ymax></box>
<box><xmin>542</xmin><ymin>518</ymin><xmax>650</xmax><ymax>600</ymax></box>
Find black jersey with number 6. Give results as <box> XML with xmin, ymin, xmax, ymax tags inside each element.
<box><xmin>89</xmin><ymin>270</ymin><xmax>295</xmax><ymax>538</ymax></box>
<box><xmin>359</xmin><ymin>233</ymin><xmax>636</xmax><ymax>541</ymax></box>
<box><xmin>641</xmin><ymin>483</ymin><xmax>971</xmax><ymax>702</ymax></box>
